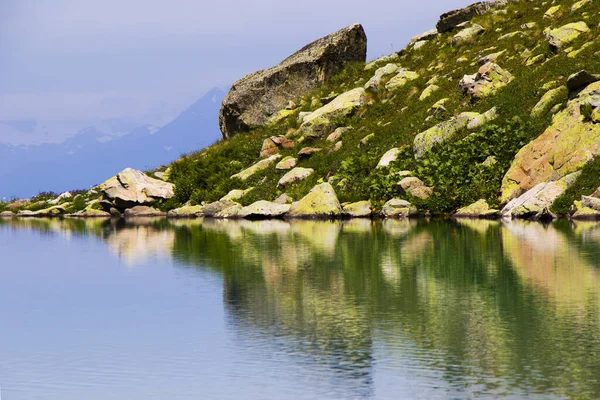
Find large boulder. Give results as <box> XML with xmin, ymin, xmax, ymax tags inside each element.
<box><xmin>436</xmin><ymin>2</ymin><xmax>498</xmax><ymax>33</ymax></box>
<box><xmin>101</xmin><ymin>168</ymin><xmax>174</xmax><ymax>209</ymax></box>
<box><xmin>219</xmin><ymin>24</ymin><xmax>367</xmax><ymax>138</ymax></box>
<box><xmin>124</xmin><ymin>206</ymin><xmax>167</xmax><ymax>218</ymax></box>
<box><xmin>288</xmin><ymin>182</ymin><xmax>342</xmax><ymax>218</ymax></box>
<box><xmin>501</xmin><ymin>82</ymin><xmax>600</xmax><ymax>203</ymax></box>
<box><xmin>342</xmin><ymin>200</ymin><xmax>372</xmax><ymax>218</ymax></box>
<box><xmin>501</xmin><ymin>172</ymin><xmax>580</xmax><ymax>219</ymax></box>
<box><xmin>238</xmin><ymin>201</ymin><xmax>291</xmax><ymax>219</ymax></box>
<box><xmin>380</xmin><ymin>199</ymin><xmax>417</xmax><ymax>219</ymax></box>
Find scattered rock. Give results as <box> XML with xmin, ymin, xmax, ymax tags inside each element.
<box><xmin>298</xmin><ymin>147</ymin><xmax>322</xmax><ymax>158</ymax></box>
<box><xmin>238</xmin><ymin>201</ymin><xmax>291</xmax><ymax>219</ymax></box>
<box><xmin>466</xmin><ymin>107</ymin><xmax>498</xmax><ymax>130</ymax></box>
<box><xmin>48</xmin><ymin>192</ymin><xmax>72</xmax><ymax>205</ymax></box>
<box><xmin>288</xmin><ymin>182</ymin><xmax>342</xmax><ymax>218</ymax></box>
<box><xmin>219</xmin><ymin>24</ymin><xmax>367</xmax><ymax>138</ymax></box>
<box><xmin>66</xmin><ymin>208</ymin><xmax>111</xmax><ymax>218</ymax></box>
<box><xmin>4</xmin><ymin>199</ymin><xmax>29</xmax><ymax>211</ymax></box>
<box><xmin>101</xmin><ymin>168</ymin><xmax>175</xmax><ymax>209</ymax></box>
<box><xmin>459</xmin><ymin>62</ymin><xmax>514</xmax><ymax>99</ymax></box>
<box><xmin>572</xmin><ymin>0</ymin><xmax>591</xmax><ymax>12</ymax></box>
<box><xmin>452</xmin><ymin>24</ymin><xmax>486</xmax><ymax>47</ymax></box>
<box><xmin>453</xmin><ymin>199</ymin><xmax>500</xmax><ymax>219</ymax></box>
<box><xmin>377</xmin><ymin>148</ymin><xmax>402</xmax><ymax>168</ymax></box>
<box><xmin>546</xmin><ymin>22</ymin><xmax>590</xmax><ymax>51</ymax></box>
<box><xmin>278</xmin><ymin>167</ymin><xmax>314</xmax><ymax>186</ymax></box>
<box><xmin>364</xmin><ymin>63</ymin><xmax>400</xmax><ymax>92</ymax></box>
<box><xmin>543</xmin><ymin>5</ymin><xmax>562</xmax><ymax>19</ymax></box>
<box><xmin>276</xmin><ymin>156</ymin><xmax>297</xmax><ymax>170</ymax></box>
<box><xmin>326</xmin><ymin>126</ymin><xmax>352</xmax><ymax>142</ymax></box>
<box><xmin>531</xmin><ymin>86</ymin><xmax>568</xmax><ymax>117</ymax></box>
<box><xmin>220</xmin><ymin>188</ymin><xmax>254</xmax><ymax>201</ymax></box>
<box><xmin>410</xmin><ymin>29</ymin><xmax>438</xmax><ymax>43</ymax></box>
<box><xmin>398</xmin><ymin>177</ymin><xmax>433</xmax><ymax>200</ymax></box>
<box><xmin>478</xmin><ymin>50</ymin><xmax>506</xmax><ymax>65</ymax></box>
<box><xmin>342</xmin><ymin>201</ymin><xmax>372</xmax><ymax>218</ymax></box>
<box><xmin>274</xmin><ymin>193</ymin><xmax>294</xmax><ymax>204</ymax></box>
<box><xmin>501</xmin><ymin>172</ymin><xmax>580</xmax><ymax>220</ymax></box>
<box><xmin>167</xmin><ymin>205</ymin><xmax>205</xmax><ymax>218</ymax></box>
<box><xmin>298</xmin><ymin>88</ymin><xmax>368</xmax><ymax>137</ymax></box>
<box><xmin>202</xmin><ymin>200</ymin><xmax>242</xmax><ymax>218</ymax></box>
<box><xmin>380</xmin><ymin>199</ymin><xmax>417</xmax><ymax>219</ymax></box>
<box><xmin>330</xmin><ymin>141</ymin><xmax>343</xmax><ymax>152</ymax></box>
<box><xmin>259</xmin><ymin>136</ymin><xmax>295</xmax><ymax>157</ymax></box>
<box><xmin>385</xmin><ymin>69</ymin><xmax>420</xmax><ymax>91</ymax></box>
<box><xmin>414</xmin><ymin>112</ymin><xmax>481</xmax><ymax>158</ymax></box>
<box><xmin>567</xmin><ymin>70</ymin><xmax>599</xmax><ymax>92</ymax></box>
<box><xmin>123</xmin><ymin>206</ymin><xmax>166</xmax><ymax>218</ymax></box>
<box><xmin>231</xmin><ymin>154</ymin><xmax>282</xmax><ymax>181</ymax></box>
<box><xmin>419</xmin><ymin>84</ymin><xmax>440</xmax><ymax>101</ymax></box>
<box><xmin>364</xmin><ymin>53</ymin><xmax>400</xmax><ymax>71</ymax></box>
<box><xmin>359</xmin><ymin>133</ymin><xmax>375</xmax><ymax>147</ymax></box>
<box><xmin>582</xmin><ymin>195</ymin><xmax>600</xmax><ymax>211</ymax></box>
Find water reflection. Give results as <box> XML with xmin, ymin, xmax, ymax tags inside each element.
<box><xmin>4</xmin><ymin>217</ymin><xmax>600</xmax><ymax>398</ymax></box>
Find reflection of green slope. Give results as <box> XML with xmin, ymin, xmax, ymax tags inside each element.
<box><xmin>5</xmin><ymin>218</ymin><xmax>600</xmax><ymax>397</ymax></box>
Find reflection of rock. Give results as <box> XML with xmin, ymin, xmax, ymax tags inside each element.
<box><xmin>291</xmin><ymin>220</ymin><xmax>341</xmax><ymax>255</ymax></box>
<box><xmin>105</xmin><ymin>221</ymin><xmax>176</xmax><ymax>266</ymax></box>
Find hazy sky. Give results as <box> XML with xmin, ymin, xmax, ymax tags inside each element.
<box><xmin>0</xmin><ymin>0</ymin><xmax>473</xmax><ymax>139</ymax></box>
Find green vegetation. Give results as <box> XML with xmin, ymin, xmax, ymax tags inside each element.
<box><xmin>552</xmin><ymin>156</ymin><xmax>600</xmax><ymax>214</ymax></box>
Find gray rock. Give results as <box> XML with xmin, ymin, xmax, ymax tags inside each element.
<box><xmin>274</xmin><ymin>193</ymin><xmax>294</xmax><ymax>204</ymax></box>
<box><xmin>238</xmin><ymin>201</ymin><xmax>291</xmax><ymax>219</ymax></box>
<box><xmin>377</xmin><ymin>148</ymin><xmax>402</xmax><ymax>168</ymax></box>
<box><xmin>436</xmin><ymin>2</ymin><xmax>498</xmax><ymax>33</ymax></box>
<box><xmin>101</xmin><ymin>168</ymin><xmax>174</xmax><ymax>209</ymax></box>
<box><xmin>342</xmin><ymin>201</ymin><xmax>372</xmax><ymax>218</ymax></box>
<box><xmin>380</xmin><ymin>199</ymin><xmax>417</xmax><ymax>219</ymax></box>
<box><xmin>219</xmin><ymin>24</ymin><xmax>367</xmax><ymax>138</ymax></box>
<box><xmin>567</xmin><ymin>70</ymin><xmax>600</xmax><ymax>92</ymax></box>
<box><xmin>124</xmin><ymin>206</ymin><xmax>167</xmax><ymax>218</ymax></box>
<box><xmin>453</xmin><ymin>199</ymin><xmax>500</xmax><ymax>219</ymax></box>
<box><xmin>288</xmin><ymin>182</ymin><xmax>342</xmax><ymax>218</ymax></box>
<box><xmin>278</xmin><ymin>167</ymin><xmax>314</xmax><ymax>186</ymax></box>
<box><xmin>202</xmin><ymin>200</ymin><xmax>242</xmax><ymax>218</ymax></box>
<box><xmin>167</xmin><ymin>205</ymin><xmax>205</xmax><ymax>218</ymax></box>
<box><xmin>0</xmin><ymin>211</ymin><xmax>14</xmax><ymax>217</ymax></box>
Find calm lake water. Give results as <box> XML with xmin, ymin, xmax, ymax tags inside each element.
<box><xmin>1</xmin><ymin>217</ymin><xmax>600</xmax><ymax>399</ymax></box>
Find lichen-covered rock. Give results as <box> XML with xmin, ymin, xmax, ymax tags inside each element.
<box><xmin>278</xmin><ymin>167</ymin><xmax>314</xmax><ymax>186</ymax></box>
<box><xmin>219</xmin><ymin>24</ymin><xmax>367</xmax><ymax>138</ymax></box>
<box><xmin>385</xmin><ymin>69</ymin><xmax>420</xmax><ymax>91</ymax></box>
<box><xmin>259</xmin><ymin>136</ymin><xmax>295</xmax><ymax>157</ymax></box>
<box><xmin>326</xmin><ymin>127</ymin><xmax>352</xmax><ymax>142</ymax></box>
<box><xmin>452</xmin><ymin>24</ymin><xmax>485</xmax><ymax>47</ymax></box>
<box><xmin>398</xmin><ymin>177</ymin><xmax>433</xmax><ymax>200</ymax></box>
<box><xmin>214</xmin><ymin>203</ymin><xmax>242</xmax><ymax>219</ymax></box>
<box><xmin>436</xmin><ymin>2</ymin><xmax>497</xmax><ymax>33</ymax></box>
<box><xmin>364</xmin><ymin>64</ymin><xmax>399</xmax><ymax>92</ymax></box>
<box><xmin>453</xmin><ymin>199</ymin><xmax>500</xmax><ymax>219</ymax></box>
<box><xmin>501</xmin><ymin>82</ymin><xmax>600</xmax><ymax>202</ymax></box>
<box><xmin>274</xmin><ymin>193</ymin><xmax>294</xmax><ymax>204</ymax></box>
<box><xmin>413</xmin><ymin>112</ymin><xmax>480</xmax><ymax>158</ymax></box>
<box><xmin>459</xmin><ymin>62</ymin><xmax>513</xmax><ymax>99</ymax></box>
<box><xmin>238</xmin><ymin>201</ymin><xmax>291</xmax><ymax>219</ymax></box>
<box><xmin>0</xmin><ymin>211</ymin><xmax>14</xmax><ymax>217</ymax></box>
<box><xmin>410</xmin><ymin>29</ymin><xmax>438</xmax><ymax>43</ymax></box>
<box><xmin>543</xmin><ymin>5</ymin><xmax>562</xmax><ymax>19</ymax></box>
<box><xmin>380</xmin><ymin>199</ymin><xmax>417</xmax><ymax>219</ymax></box>
<box><xmin>342</xmin><ymin>200</ymin><xmax>372</xmax><ymax>218</ymax></box>
<box><xmin>572</xmin><ymin>0</ymin><xmax>591</xmax><ymax>12</ymax></box>
<box><xmin>479</xmin><ymin>50</ymin><xmax>506</xmax><ymax>65</ymax></box>
<box><xmin>124</xmin><ymin>206</ymin><xmax>166</xmax><ymax>218</ymax></box>
<box><xmin>167</xmin><ymin>205</ymin><xmax>204</xmax><ymax>218</ymax></box>
<box><xmin>467</xmin><ymin>107</ymin><xmax>498</xmax><ymax>130</ymax></box>
<box><xmin>364</xmin><ymin>53</ymin><xmax>400</xmax><ymax>71</ymax></box>
<box><xmin>377</xmin><ymin>148</ymin><xmax>402</xmax><ymax>168</ymax></box>
<box><xmin>231</xmin><ymin>154</ymin><xmax>282</xmax><ymax>181</ymax></box>
<box><xmin>202</xmin><ymin>200</ymin><xmax>242</xmax><ymax>218</ymax></box>
<box><xmin>101</xmin><ymin>168</ymin><xmax>175</xmax><ymax>208</ymax></box>
<box><xmin>571</xmin><ymin>204</ymin><xmax>600</xmax><ymax>220</ymax></box>
<box><xmin>4</xmin><ymin>199</ymin><xmax>29</xmax><ymax>211</ymax></box>
<box><xmin>288</xmin><ymin>182</ymin><xmax>341</xmax><ymax>218</ymax></box>
<box><xmin>276</xmin><ymin>156</ymin><xmax>297</xmax><ymax>170</ymax></box>
<box><xmin>419</xmin><ymin>84</ymin><xmax>440</xmax><ymax>101</ymax></box>
<box><xmin>582</xmin><ymin>196</ymin><xmax>600</xmax><ymax>211</ymax></box>
<box><xmin>48</xmin><ymin>191</ymin><xmax>72</xmax><ymax>205</ymax></box>
<box><xmin>220</xmin><ymin>188</ymin><xmax>254</xmax><ymax>202</ymax></box>
<box><xmin>298</xmin><ymin>88</ymin><xmax>367</xmax><ymax>137</ymax></box>
<box><xmin>531</xmin><ymin>87</ymin><xmax>568</xmax><ymax>118</ymax></box>
<box><xmin>567</xmin><ymin>70</ymin><xmax>599</xmax><ymax>92</ymax></box>
<box><xmin>501</xmin><ymin>172</ymin><xmax>580</xmax><ymax>219</ymax></box>
<box><xmin>359</xmin><ymin>133</ymin><xmax>375</xmax><ymax>147</ymax></box>
<box><xmin>546</xmin><ymin>22</ymin><xmax>590</xmax><ymax>51</ymax></box>
<box><xmin>66</xmin><ymin>207</ymin><xmax>111</xmax><ymax>218</ymax></box>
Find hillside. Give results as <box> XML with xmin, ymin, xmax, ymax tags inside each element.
<box><xmin>3</xmin><ymin>0</ymin><xmax>600</xmax><ymax>220</ymax></box>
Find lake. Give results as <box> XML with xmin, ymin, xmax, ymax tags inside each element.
<box><xmin>1</xmin><ymin>217</ymin><xmax>600</xmax><ymax>399</ymax></box>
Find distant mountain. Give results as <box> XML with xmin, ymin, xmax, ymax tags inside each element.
<box><xmin>0</xmin><ymin>88</ymin><xmax>225</xmax><ymax>199</ymax></box>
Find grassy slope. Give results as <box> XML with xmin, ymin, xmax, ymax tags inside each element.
<box><xmin>4</xmin><ymin>0</ymin><xmax>598</xmax><ymax>215</ymax></box>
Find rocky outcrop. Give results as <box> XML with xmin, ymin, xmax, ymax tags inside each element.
<box><xmin>501</xmin><ymin>172</ymin><xmax>580</xmax><ymax>219</ymax></box>
<box><xmin>567</xmin><ymin>70</ymin><xmax>599</xmax><ymax>92</ymax></box>
<box><xmin>278</xmin><ymin>167</ymin><xmax>314</xmax><ymax>186</ymax></box>
<box><xmin>380</xmin><ymin>199</ymin><xmax>417</xmax><ymax>219</ymax></box>
<box><xmin>288</xmin><ymin>182</ymin><xmax>341</xmax><ymax>218</ymax></box>
<box><xmin>238</xmin><ymin>201</ymin><xmax>291</xmax><ymax>219</ymax></box>
<box><xmin>259</xmin><ymin>136</ymin><xmax>295</xmax><ymax>157</ymax></box>
<box><xmin>501</xmin><ymin>82</ymin><xmax>600</xmax><ymax>203</ymax></box>
<box><xmin>101</xmin><ymin>168</ymin><xmax>174</xmax><ymax>209</ymax></box>
<box><xmin>298</xmin><ymin>88</ymin><xmax>368</xmax><ymax>137</ymax></box>
<box><xmin>453</xmin><ymin>199</ymin><xmax>500</xmax><ymax>219</ymax></box>
<box><xmin>219</xmin><ymin>24</ymin><xmax>367</xmax><ymax>138</ymax></box>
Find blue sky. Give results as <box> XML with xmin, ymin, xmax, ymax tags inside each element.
<box><xmin>0</xmin><ymin>0</ymin><xmax>474</xmax><ymax>143</ymax></box>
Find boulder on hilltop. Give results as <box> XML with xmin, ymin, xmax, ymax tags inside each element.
<box><xmin>219</xmin><ymin>24</ymin><xmax>367</xmax><ymax>138</ymax></box>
